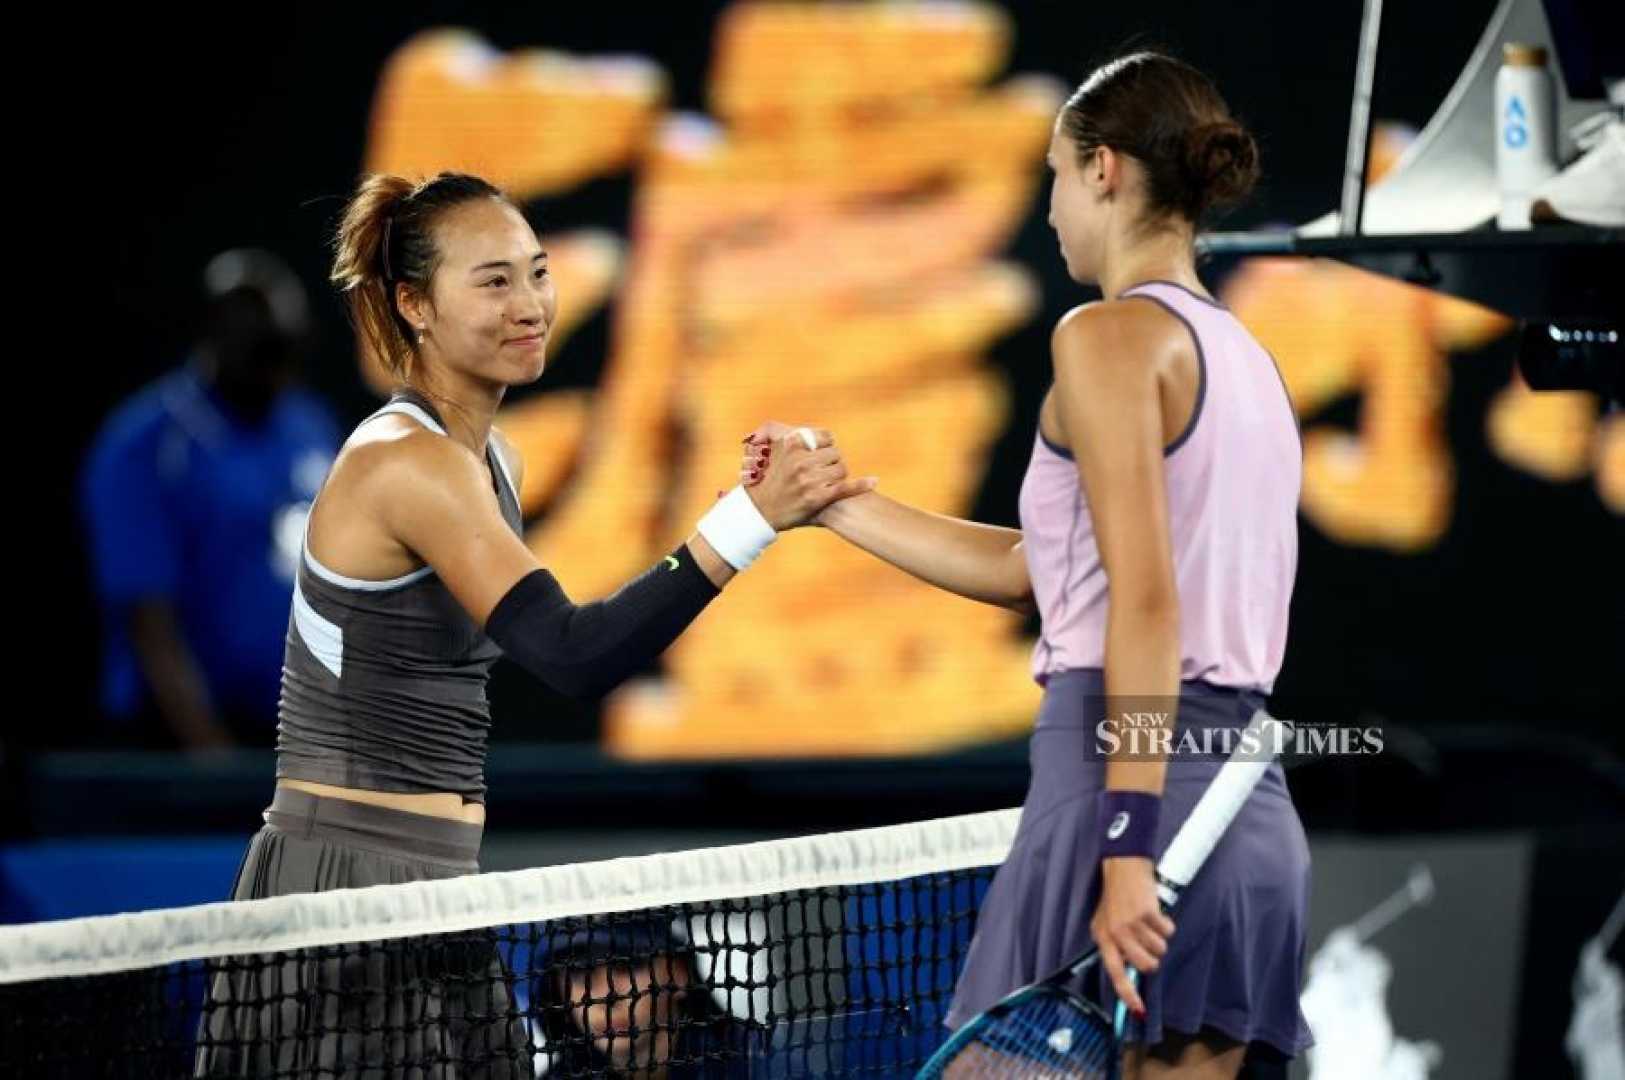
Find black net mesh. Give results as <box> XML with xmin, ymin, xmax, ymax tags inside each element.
<box><xmin>2</xmin><ymin>867</ymin><xmax>996</xmax><ymax>1078</ymax></box>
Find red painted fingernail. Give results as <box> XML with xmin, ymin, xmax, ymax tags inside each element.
<box><xmin>749</xmin><ymin>470</ymin><xmax>760</xmax><ymax>480</ymax></box>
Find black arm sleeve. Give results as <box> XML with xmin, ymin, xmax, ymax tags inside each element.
<box><xmin>482</xmin><ymin>544</ymin><xmax>721</xmax><ymax>700</ymax></box>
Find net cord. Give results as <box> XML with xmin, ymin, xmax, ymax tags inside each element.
<box><xmin>0</xmin><ymin>808</ymin><xmax>1020</xmax><ymax>985</ymax></box>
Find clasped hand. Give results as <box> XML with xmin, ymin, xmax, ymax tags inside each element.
<box><xmin>735</xmin><ymin>421</ymin><xmax>875</xmax><ymax>528</ymax></box>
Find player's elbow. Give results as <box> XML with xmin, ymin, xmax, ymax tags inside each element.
<box><xmin>540</xmin><ymin>663</ymin><xmax>614</xmax><ymax>702</ymax></box>
<box><xmin>999</xmin><ymin>544</ymin><xmax>1037</xmax><ymax>616</ymax></box>
<box><xmin>519</xmin><ymin>637</ymin><xmax>619</xmax><ymax>700</ymax></box>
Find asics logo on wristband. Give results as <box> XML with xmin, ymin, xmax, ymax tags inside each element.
<box><xmin>1107</xmin><ymin>811</ymin><xmax>1130</xmax><ymax>840</ymax></box>
<box><xmin>666</xmin><ymin>556</ymin><xmax>680</xmax><ymax>571</ymax></box>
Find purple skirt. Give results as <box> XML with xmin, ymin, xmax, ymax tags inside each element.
<box><xmin>945</xmin><ymin>668</ymin><xmax>1315</xmax><ymax>1060</ymax></box>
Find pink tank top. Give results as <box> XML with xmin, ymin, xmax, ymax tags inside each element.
<box><xmin>1019</xmin><ymin>281</ymin><xmax>1301</xmax><ymax>692</ymax></box>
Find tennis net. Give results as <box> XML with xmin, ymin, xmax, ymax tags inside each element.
<box><xmin>1</xmin><ymin>808</ymin><xmax>1018</xmax><ymax>1078</ymax></box>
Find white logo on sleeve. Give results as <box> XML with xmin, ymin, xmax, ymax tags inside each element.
<box><xmin>1108</xmin><ymin>811</ymin><xmax>1130</xmax><ymax>840</ymax></box>
<box><xmin>1047</xmin><ymin>1027</ymin><xmax>1074</xmax><ymax>1053</ymax></box>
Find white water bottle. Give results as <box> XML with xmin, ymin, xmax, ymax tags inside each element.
<box><xmin>1495</xmin><ymin>43</ymin><xmax>1558</xmax><ymax>229</ymax></box>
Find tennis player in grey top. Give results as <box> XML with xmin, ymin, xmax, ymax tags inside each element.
<box><xmin>275</xmin><ymin>170</ymin><xmax>870</xmax><ymax>831</ymax></box>
<box><xmin>274</xmin><ymin>170</ymin><xmax>871</xmax><ymax>825</ymax></box>
<box><xmin>195</xmin><ymin>171</ymin><xmax>871</xmax><ymax>1077</ymax></box>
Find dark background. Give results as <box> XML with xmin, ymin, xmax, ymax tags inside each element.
<box><xmin>9</xmin><ymin>5</ymin><xmax>1622</xmax><ymax>1077</ymax></box>
<box><xmin>32</xmin><ymin>0</ymin><xmax>1622</xmax><ymax>756</ymax></box>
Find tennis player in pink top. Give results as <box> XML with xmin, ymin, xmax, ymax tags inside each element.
<box><xmin>747</xmin><ymin>51</ymin><xmax>1312</xmax><ymax>1080</ymax></box>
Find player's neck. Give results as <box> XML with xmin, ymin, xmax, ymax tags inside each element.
<box><xmin>1100</xmin><ymin>230</ymin><xmax>1200</xmax><ymax>302</ymax></box>
<box><xmin>405</xmin><ymin>366</ymin><xmax>503</xmax><ymax>457</ymax></box>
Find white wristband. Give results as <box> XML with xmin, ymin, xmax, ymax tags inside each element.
<box><xmin>696</xmin><ymin>485</ymin><xmax>778</xmax><ymax>571</ymax></box>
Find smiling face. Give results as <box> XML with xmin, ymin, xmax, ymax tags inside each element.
<box><xmin>397</xmin><ymin>197</ymin><xmax>556</xmax><ymax>387</ymax></box>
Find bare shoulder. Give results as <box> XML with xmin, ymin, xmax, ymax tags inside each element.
<box><xmin>302</xmin><ymin>414</ymin><xmax>497</xmax><ymax>579</ymax></box>
<box><xmin>329</xmin><ymin>414</ymin><xmax>489</xmax><ymax>512</ymax></box>
<box><xmin>1051</xmin><ymin>300</ymin><xmax>1178</xmax><ymax>387</ymax></box>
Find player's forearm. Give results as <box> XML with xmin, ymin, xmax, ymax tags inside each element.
<box><xmin>128</xmin><ymin>601</ymin><xmax>234</xmax><ymax>749</ymax></box>
<box><xmin>683</xmin><ymin>532</ymin><xmax>739</xmax><ymax>590</ymax></box>
<box><xmin>1102</xmin><ymin>601</ymin><xmax>1181</xmax><ymax>797</ymax></box>
<box><xmin>817</xmin><ymin>491</ymin><xmax>1033</xmax><ymax>613</ymax></box>
<box><xmin>483</xmin><ymin>547</ymin><xmax>721</xmax><ymax>700</ymax></box>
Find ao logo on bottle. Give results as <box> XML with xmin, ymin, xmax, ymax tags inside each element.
<box><xmin>1503</xmin><ymin>96</ymin><xmax>1529</xmax><ymax>149</ymax></box>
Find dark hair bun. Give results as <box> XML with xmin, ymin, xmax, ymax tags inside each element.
<box><xmin>1061</xmin><ymin>51</ymin><xmax>1260</xmax><ymax>225</ymax></box>
<box><xmin>1183</xmin><ymin>121</ymin><xmax>1259</xmax><ymax>215</ymax></box>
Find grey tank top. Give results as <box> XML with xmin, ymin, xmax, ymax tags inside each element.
<box><xmin>275</xmin><ymin>389</ymin><xmax>524</xmax><ymax>803</ymax></box>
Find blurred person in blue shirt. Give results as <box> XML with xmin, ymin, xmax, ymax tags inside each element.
<box><xmin>80</xmin><ymin>250</ymin><xmax>339</xmax><ymax>750</ymax></box>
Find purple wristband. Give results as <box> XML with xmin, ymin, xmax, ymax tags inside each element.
<box><xmin>1099</xmin><ymin>790</ymin><xmax>1162</xmax><ymax>860</ymax></box>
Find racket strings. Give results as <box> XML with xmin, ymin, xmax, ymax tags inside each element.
<box><xmin>946</xmin><ymin>993</ymin><xmax>1117</xmax><ymax>1079</ymax></box>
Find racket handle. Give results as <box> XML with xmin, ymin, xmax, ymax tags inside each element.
<box><xmin>1103</xmin><ymin>712</ymin><xmax>1286</xmax><ymax>1046</ymax></box>
<box><xmin>1156</xmin><ymin>710</ymin><xmax>1288</xmax><ymax>889</ymax></box>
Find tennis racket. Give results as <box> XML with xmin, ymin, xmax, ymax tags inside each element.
<box><xmin>915</xmin><ymin>708</ymin><xmax>1290</xmax><ymax>1080</ymax></box>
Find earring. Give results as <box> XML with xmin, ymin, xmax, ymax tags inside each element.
<box><xmin>416</xmin><ymin>328</ymin><xmax>426</xmax><ymax>344</ymax></box>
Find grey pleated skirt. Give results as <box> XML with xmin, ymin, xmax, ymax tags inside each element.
<box><xmin>944</xmin><ymin>669</ymin><xmax>1315</xmax><ymax>1061</ymax></box>
<box><xmin>195</xmin><ymin>787</ymin><xmax>533</xmax><ymax>1078</ymax></box>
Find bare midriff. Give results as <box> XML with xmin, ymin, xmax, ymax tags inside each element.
<box><xmin>277</xmin><ymin>779</ymin><xmax>486</xmax><ymax>826</ymax></box>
